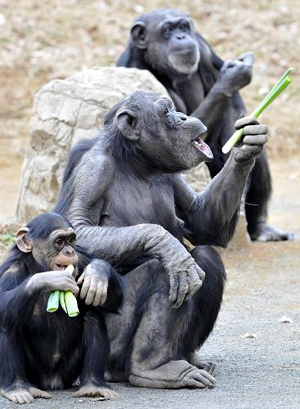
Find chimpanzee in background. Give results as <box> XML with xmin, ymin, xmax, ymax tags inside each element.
<box><xmin>54</xmin><ymin>91</ymin><xmax>268</xmax><ymax>388</ymax></box>
<box><xmin>0</xmin><ymin>212</ymin><xmax>123</xmax><ymax>404</ymax></box>
<box><xmin>117</xmin><ymin>8</ymin><xmax>293</xmax><ymax>242</ymax></box>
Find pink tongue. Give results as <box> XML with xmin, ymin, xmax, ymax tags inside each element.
<box><xmin>199</xmin><ymin>141</ymin><xmax>211</xmax><ymax>155</ymax></box>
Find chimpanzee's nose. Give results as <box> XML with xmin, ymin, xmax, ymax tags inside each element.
<box><xmin>176</xmin><ymin>34</ymin><xmax>185</xmax><ymax>40</ymax></box>
<box><xmin>66</xmin><ymin>247</ymin><xmax>74</xmax><ymax>255</ymax></box>
<box><xmin>178</xmin><ymin>113</ymin><xmax>187</xmax><ymax>121</ymax></box>
<box><xmin>175</xmin><ymin>112</ymin><xmax>187</xmax><ymax>124</ymax></box>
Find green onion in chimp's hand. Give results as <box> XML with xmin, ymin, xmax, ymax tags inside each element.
<box><xmin>46</xmin><ymin>264</ymin><xmax>79</xmax><ymax>317</ymax></box>
<box><xmin>47</xmin><ymin>290</ymin><xmax>60</xmax><ymax>313</ymax></box>
<box><xmin>222</xmin><ymin>68</ymin><xmax>293</xmax><ymax>154</ymax></box>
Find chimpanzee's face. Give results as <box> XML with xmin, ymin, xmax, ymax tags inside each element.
<box><xmin>117</xmin><ymin>92</ymin><xmax>213</xmax><ymax>173</ymax></box>
<box><xmin>32</xmin><ymin>227</ymin><xmax>79</xmax><ymax>271</ymax></box>
<box><xmin>131</xmin><ymin>10</ymin><xmax>200</xmax><ymax>75</ymax></box>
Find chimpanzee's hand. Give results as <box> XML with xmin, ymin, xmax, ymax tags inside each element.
<box><xmin>77</xmin><ymin>260</ymin><xmax>110</xmax><ymax>307</ymax></box>
<box><xmin>168</xmin><ymin>258</ymin><xmax>205</xmax><ymax>309</ymax></box>
<box><xmin>218</xmin><ymin>52</ymin><xmax>254</xmax><ymax>95</ymax></box>
<box><xmin>145</xmin><ymin>227</ymin><xmax>205</xmax><ymax>308</ymax></box>
<box><xmin>233</xmin><ymin>116</ymin><xmax>268</xmax><ymax>163</ymax></box>
<box><xmin>28</xmin><ymin>271</ymin><xmax>79</xmax><ymax>295</ymax></box>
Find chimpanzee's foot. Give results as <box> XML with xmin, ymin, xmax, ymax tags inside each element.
<box><xmin>189</xmin><ymin>353</ymin><xmax>217</xmax><ymax>375</ymax></box>
<box><xmin>249</xmin><ymin>222</ymin><xmax>294</xmax><ymax>242</ymax></box>
<box><xmin>129</xmin><ymin>360</ymin><xmax>216</xmax><ymax>389</ymax></box>
<box><xmin>73</xmin><ymin>384</ymin><xmax>118</xmax><ymax>400</ymax></box>
<box><xmin>1</xmin><ymin>384</ymin><xmax>51</xmax><ymax>404</ymax></box>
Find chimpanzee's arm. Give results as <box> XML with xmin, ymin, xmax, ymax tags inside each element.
<box><xmin>174</xmin><ymin>116</ymin><xmax>267</xmax><ymax>247</ymax></box>
<box><xmin>0</xmin><ymin>267</ymin><xmax>40</xmax><ymax>329</ymax></box>
<box><xmin>0</xmin><ymin>258</ymin><xmax>78</xmax><ymax>330</ymax></box>
<box><xmin>174</xmin><ymin>153</ymin><xmax>252</xmax><ymax>247</ymax></box>
<box><xmin>62</xmin><ymin>152</ymin><xmax>204</xmax><ymax>306</ymax></box>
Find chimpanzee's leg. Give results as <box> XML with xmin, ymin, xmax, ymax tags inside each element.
<box><xmin>245</xmin><ymin>152</ymin><xmax>293</xmax><ymax>241</ymax></box>
<box><xmin>0</xmin><ymin>331</ymin><xmax>51</xmax><ymax>404</ymax></box>
<box><xmin>180</xmin><ymin>245</ymin><xmax>226</xmax><ymax>373</ymax></box>
<box><xmin>74</xmin><ymin>310</ymin><xmax>118</xmax><ymax>399</ymax></box>
<box><xmin>106</xmin><ymin>253</ymin><xmax>223</xmax><ymax>389</ymax></box>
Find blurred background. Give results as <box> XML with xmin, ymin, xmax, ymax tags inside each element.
<box><xmin>0</xmin><ymin>0</ymin><xmax>299</xmax><ymax>219</ymax></box>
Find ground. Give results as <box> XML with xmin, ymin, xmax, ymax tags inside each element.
<box><xmin>0</xmin><ymin>0</ymin><xmax>299</xmax><ymax>408</ymax></box>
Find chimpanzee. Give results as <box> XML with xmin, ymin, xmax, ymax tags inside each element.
<box><xmin>117</xmin><ymin>9</ymin><xmax>293</xmax><ymax>242</ymax></box>
<box><xmin>54</xmin><ymin>91</ymin><xmax>268</xmax><ymax>388</ymax></box>
<box><xmin>0</xmin><ymin>212</ymin><xmax>123</xmax><ymax>404</ymax></box>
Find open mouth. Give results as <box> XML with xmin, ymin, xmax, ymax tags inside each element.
<box><xmin>54</xmin><ymin>264</ymin><xmax>69</xmax><ymax>270</ymax></box>
<box><xmin>192</xmin><ymin>136</ymin><xmax>214</xmax><ymax>161</ymax></box>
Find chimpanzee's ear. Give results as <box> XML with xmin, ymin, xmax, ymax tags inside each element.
<box><xmin>131</xmin><ymin>22</ymin><xmax>147</xmax><ymax>49</ymax></box>
<box><xmin>117</xmin><ymin>110</ymin><xmax>140</xmax><ymax>141</ymax></box>
<box><xmin>16</xmin><ymin>227</ymin><xmax>33</xmax><ymax>253</ymax></box>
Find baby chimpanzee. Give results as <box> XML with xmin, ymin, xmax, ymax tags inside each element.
<box><xmin>0</xmin><ymin>212</ymin><xmax>123</xmax><ymax>404</ymax></box>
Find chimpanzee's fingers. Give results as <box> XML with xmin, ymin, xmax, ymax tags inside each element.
<box><xmin>242</xmin><ymin>124</ymin><xmax>268</xmax><ymax>136</ymax></box>
<box><xmin>173</xmin><ymin>272</ymin><xmax>189</xmax><ymax>308</ymax></box>
<box><xmin>85</xmin><ymin>276</ymin><xmax>97</xmax><ymax>305</ymax></box>
<box><xmin>243</xmin><ymin>135</ymin><xmax>268</xmax><ymax>146</ymax></box>
<box><xmin>80</xmin><ymin>275</ymin><xmax>91</xmax><ymax>300</ymax></box>
<box><xmin>240</xmin><ymin>144</ymin><xmax>263</xmax><ymax>156</ymax></box>
<box><xmin>77</xmin><ymin>272</ymin><xmax>85</xmax><ymax>285</ymax></box>
<box><xmin>60</xmin><ymin>275</ymin><xmax>79</xmax><ymax>295</ymax></box>
<box><xmin>193</xmin><ymin>370</ymin><xmax>216</xmax><ymax>387</ymax></box>
<box><xmin>99</xmin><ymin>280</ymin><xmax>108</xmax><ymax>306</ymax></box>
<box><xmin>169</xmin><ymin>272</ymin><xmax>179</xmax><ymax>304</ymax></box>
<box><xmin>185</xmin><ymin>266</ymin><xmax>204</xmax><ymax>300</ymax></box>
<box><xmin>236</xmin><ymin>51</ymin><xmax>254</xmax><ymax>66</ymax></box>
<box><xmin>71</xmin><ymin>283</ymin><xmax>80</xmax><ymax>296</ymax></box>
<box><xmin>220</xmin><ymin>60</ymin><xmax>234</xmax><ymax>73</ymax></box>
<box><xmin>235</xmin><ymin>116</ymin><xmax>259</xmax><ymax>130</ymax></box>
<box><xmin>92</xmin><ymin>281</ymin><xmax>102</xmax><ymax>307</ymax></box>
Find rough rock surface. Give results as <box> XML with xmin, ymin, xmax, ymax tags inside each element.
<box><xmin>16</xmin><ymin>67</ymin><xmax>169</xmax><ymax>222</ymax></box>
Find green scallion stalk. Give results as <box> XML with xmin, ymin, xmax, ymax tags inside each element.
<box><xmin>46</xmin><ymin>264</ymin><xmax>79</xmax><ymax>317</ymax></box>
<box><xmin>46</xmin><ymin>290</ymin><xmax>60</xmax><ymax>313</ymax></box>
<box><xmin>222</xmin><ymin>68</ymin><xmax>293</xmax><ymax>154</ymax></box>
<box><xmin>59</xmin><ymin>291</ymin><xmax>67</xmax><ymax>313</ymax></box>
<box><xmin>65</xmin><ymin>291</ymin><xmax>79</xmax><ymax>317</ymax></box>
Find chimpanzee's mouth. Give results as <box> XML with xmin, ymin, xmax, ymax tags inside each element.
<box><xmin>192</xmin><ymin>136</ymin><xmax>214</xmax><ymax>161</ymax></box>
<box><xmin>55</xmin><ymin>264</ymin><xmax>69</xmax><ymax>270</ymax></box>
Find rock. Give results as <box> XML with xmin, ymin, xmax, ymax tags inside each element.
<box><xmin>16</xmin><ymin>67</ymin><xmax>168</xmax><ymax>222</ymax></box>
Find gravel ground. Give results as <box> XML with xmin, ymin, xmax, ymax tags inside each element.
<box><xmin>0</xmin><ymin>157</ymin><xmax>299</xmax><ymax>409</ymax></box>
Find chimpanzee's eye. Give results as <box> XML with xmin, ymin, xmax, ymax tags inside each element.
<box><xmin>164</xmin><ymin>108</ymin><xmax>169</xmax><ymax>116</ymax></box>
<box><xmin>163</xmin><ymin>25</ymin><xmax>172</xmax><ymax>39</ymax></box>
<box><xmin>68</xmin><ymin>236</ymin><xmax>76</xmax><ymax>246</ymax></box>
<box><xmin>180</xmin><ymin>22</ymin><xmax>189</xmax><ymax>31</ymax></box>
<box><xmin>55</xmin><ymin>238</ymin><xmax>64</xmax><ymax>248</ymax></box>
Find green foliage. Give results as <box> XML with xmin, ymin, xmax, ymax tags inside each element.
<box><xmin>0</xmin><ymin>231</ymin><xmax>15</xmax><ymax>245</ymax></box>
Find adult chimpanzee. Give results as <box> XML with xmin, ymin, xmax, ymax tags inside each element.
<box><xmin>54</xmin><ymin>91</ymin><xmax>268</xmax><ymax>389</ymax></box>
<box><xmin>0</xmin><ymin>212</ymin><xmax>123</xmax><ymax>404</ymax></box>
<box><xmin>117</xmin><ymin>8</ymin><xmax>293</xmax><ymax>242</ymax></box>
